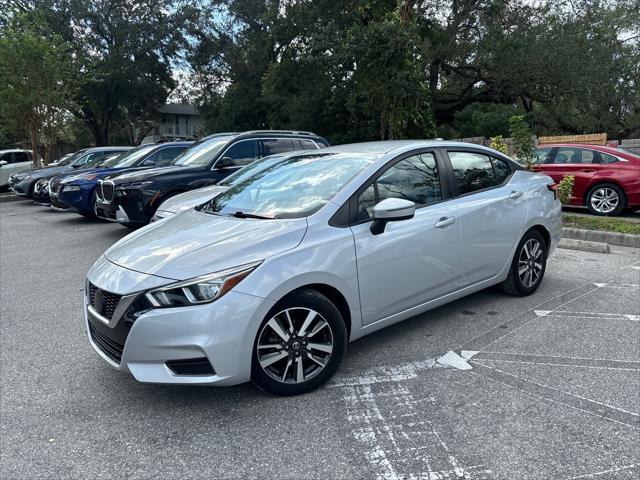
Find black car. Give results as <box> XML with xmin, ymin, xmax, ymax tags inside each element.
<box><xmin>95</xmin><ymin>130</ymin><xmax>329</xmax><ymax>227</ymax></box>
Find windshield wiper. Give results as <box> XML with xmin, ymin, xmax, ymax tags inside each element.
<box><xmin>229</xmin><ymin>211</ymin><xmax>275</xmax><ymax>219</ymax></box>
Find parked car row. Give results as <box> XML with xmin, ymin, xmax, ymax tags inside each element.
<box><xmin>7</xmin><ymin>131</ymin><xmax>329</xmax><ymax>225</ymax></box>
<box><xmin>533</xmin><ymin>143</ymin><xmax>640</xmax><ymax>216</ymax></box>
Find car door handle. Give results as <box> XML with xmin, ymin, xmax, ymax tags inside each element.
<box><xmin>580</xmin><ymin>169</ymin><xmax>595</xmax><ymax>173</ymax></box>
<box><xmin>509</xmin><ymin>190</ymin><xmax>523</xmax><ymax>199</ymax></box>
<box><xmin>435</xmin><ymin>217</ymin><xmax>455</xmax><ymax>228</ymax></box>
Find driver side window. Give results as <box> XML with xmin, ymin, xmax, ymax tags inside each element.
<box><xmin>221</xmin><ymin>140</ymin><xmax>259</xmax><ymax>167</ymax></box>
<box><xmin>356</xmin><ymin>153</ymin><xmax>442</xmax><ymax>221</ymax></box>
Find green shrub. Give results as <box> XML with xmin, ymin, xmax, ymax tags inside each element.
<box><xmin>489</xmin><ymin>135</ymin><xmax>508</xmax><ymax>155</ymax></box>
<box><xmin>557</xmin><ymin>175</ymin><xmax>574</xmax><ymax>204</ymax></box>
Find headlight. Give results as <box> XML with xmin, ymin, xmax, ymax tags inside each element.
<box><xmin>145</xmin><ymin>261</ymin><xmax>262</xmax><ymax>307</ymax></box>
<box><xmin>117</xmin><ymin>181</ymin><xmax>153</xmax><ymax>190</ymax></box>
<box><xmin>63</xmin><ymin>185</ymin><xmax>81</xmax><ymax>192</ymax></box>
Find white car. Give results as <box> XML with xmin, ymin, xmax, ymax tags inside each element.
<box><xmin>0</xmin><ymin>149</ymin><xmax>33</xmax><ymax>188</ymax></box>
<box><xmin>85</xmin><ymin>141</ymin><xmax>562</xmax><ymax>395</ymax></box>
<box><xmin>152</xmin><ymin>153</ymin><xmax>297</xmax><ymax>221</ymax></box>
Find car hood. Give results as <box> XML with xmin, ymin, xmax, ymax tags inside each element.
<box><xmin>19</xmin><ymin>166</ymin><xmax>70</xmax><ymax>181</ymax></box>
<box><xmin>104</xmin><ymin>208</ymin><xmax>308</xmax><ymax>280</ymax></box>
<box><xmin>105</xmin><ymin>165</ymin><xmax>196</xmax><ymax>184</ymax></box>
<box><xmin>157</xmin><ymin>185</ymin><xmax>230</xmax><ymax>214</ymax></box>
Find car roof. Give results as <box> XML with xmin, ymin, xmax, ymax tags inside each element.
<box><xmin>198</xmin><ymin>130</ymin><xmax>325</xmax><ymax>142</ymax></box>
<box><xmin>319</xmin><ymin>140</ymin><xmax>507</xmax><ymax>156</ymax></box>
<box><xmin>81</xmin><ymin>146</ymin><xmax>133</xmax><ymax>153</ymax></box>
<box><xmin>0</xmin><ymin>149</ymin><xmax>31</xmax><ymax>153</ymax></box>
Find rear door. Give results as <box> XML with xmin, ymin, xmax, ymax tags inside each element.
<box><xmin>441</xmin><ymin>149</ymin><xmax>526</xmax><ymax>287</ymax></box>
<box><xmin>351</xmin><ymin>150</ymin><xmax>462</xmax><ymax>324</ymax></box>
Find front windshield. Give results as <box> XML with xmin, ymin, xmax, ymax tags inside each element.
<box><xmin>102</xmin><ymin>145</ymin><xmax>156</xmax><ymax>168</ymax></box>
<box><xmin>172</xmin><ymin>135</ymin><xmax>235</xmax><ymax>167</ymax></box>
<box><xmin>219</xmin><ymin>154</ymin><xmax>287</xmax><ymax>186</ymax></box>
<box><xmin>202</xmin><ymin>153</ymin><xmax>375</xmax><ymax>219</ymax></box>
<box><xmin>58</xmin><ymin>150</ymin><xmax>85</xmax><ymax>166</ymax></box>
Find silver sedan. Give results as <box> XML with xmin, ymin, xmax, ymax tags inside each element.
<box><xmin>84</xmin><ymin>141</ymin><xmax>562</xmax><ymax>395</ymax></box>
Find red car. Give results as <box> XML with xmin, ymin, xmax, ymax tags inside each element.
<box><xmin>532</xmin><ymin>144</ymin><xmax>640</xmax><ymax>216</ymax></box>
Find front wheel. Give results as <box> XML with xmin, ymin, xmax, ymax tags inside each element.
<box><xmin>252</xmin><ymin>289</ymin><xmax>347</xmax><ymax>396</ymax></box>
<box><xmin>586</xmin><ymin>183</ymin><xmax>625</xmax><ymax>216</ymax></box>
<box><xmin>500</xmin><ymin>230</ymin><xmax>547</xmax><ymax>296</ymax></box>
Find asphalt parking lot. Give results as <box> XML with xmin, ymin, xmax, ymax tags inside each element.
<box><xmin>1</xmin><ymin>195</ymin><xmax>639</xmax><ymax>480</ymax></box>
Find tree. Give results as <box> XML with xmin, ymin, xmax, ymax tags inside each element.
<box><xmin>7</xmin><ymin>0</ymin><xmax>199</xmax><ymax>145</ymax></box>
<box><xmin>509</xmin><ymin>115</ymin><xmax>534</xmax><ymax>168</ymax></box>
<box><xmin>0</xmin><ymin>17</ymin><xmax>78</xmax><ymax>165</ymax></box>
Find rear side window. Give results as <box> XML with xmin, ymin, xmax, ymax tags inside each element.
<box><xmin>553</xmin><ymin>147</ymin><xmax>596</xmax><ymax>164</ymax></box>
<box><xmin>598</xmin><ymin>152</ymin><xmax>619</xmax><ymax>164</ymax></box>
<box><xmin>448</xmin><ymin>151</ymin><xmax>497</xmax><ymax>195</ymax></box>
<box><xmin>262</xmin><ymin>138</ymin><xmax>295</xmax><ymax>156</ymax></box>
<box><xmin>491</xmin><ymin>157</ymin><xmax>512</xmax><ymax>184</ymax></box>
<box><xmin>297</xmin><ymin>139</ymin><xmax>319</xmax><ymax>150</ymax></box>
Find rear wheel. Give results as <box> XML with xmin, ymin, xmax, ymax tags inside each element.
<box><xmin>586</xmin><ymin>183</ymin><xmax>625</xmax><ymax>216</ymax></box>
<box><xmin>252</xmin><ymin>289</ymin><xmax>347</xmax><ymax>396</ymax></box>
<box><xmin>501</xmin><ymin>230</ymin><xmax>547</xmax><ymax>296</ymax></box>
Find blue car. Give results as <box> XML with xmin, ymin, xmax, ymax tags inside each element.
<box><xmin>50</xmin><ymin>142</ymin><xmax>191</xmax><ymax>218</ymax></box>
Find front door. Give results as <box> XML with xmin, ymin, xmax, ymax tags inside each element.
<box><xmin>351</xmin><ymin>151</ymin><xmax>462</xmax><ymax>325</ymax></box>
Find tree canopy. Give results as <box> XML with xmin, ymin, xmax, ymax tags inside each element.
<box><xmin>1</xmin><ymin>0</ymin><xmax>639</xmax><ymax>146</ymax></box>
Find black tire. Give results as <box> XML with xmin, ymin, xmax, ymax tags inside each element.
<box><xmin>80</xmin><ymin>191</ymin><xmax>99</xmax><ymax>219</ymax></box>
<box><xmin>586</xmin><ymin>183</ymin><xmax>625</xmax><ymax>216</ymax></box>
<box><xmin>251</xmin><ymin>289</ymin><xmax>347</xmax><ymax>396</ymax></box>
<box><xmin>501</xmin><ymin>229</ymin><xmax>547</xmax><ymax>296</ymax></box>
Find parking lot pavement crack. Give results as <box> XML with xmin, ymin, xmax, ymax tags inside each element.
<box><xmin>470</xmin><ymin>352</ymin><xmax>640</xmax><ymax>371</ymax></box>
<box><xmin>468</xmin><ymin>360</ymin><xmax>640</xmax><ymax>429</ymax></box>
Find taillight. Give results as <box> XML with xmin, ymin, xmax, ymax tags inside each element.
<box><xmin>547</xmin><ymin>183</ymin><xmax>558</xmax><ymax>200</ymax></box>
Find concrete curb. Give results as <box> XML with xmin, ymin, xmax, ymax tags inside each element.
<box><xmin>558</xmin><ymin>238</ymin><xmax>610</xmax><ymax>254</ymax></box>
<box><xmin>562</xmin><ymin>227</ymin><xmax>640</xmax><ymax>248</ymax></box>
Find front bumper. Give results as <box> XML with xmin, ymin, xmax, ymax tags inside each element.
<box><xmin>11</xmin><ymin>179</ymin><xmax>32</xmax><ymax>196</ymax></box>
<box><xmin>96</xmin><ymin>193</ymin><xmax>151</xmax><ymax>225</ymax></box>
<box><xmin>84</xmin><ymin>259</ymin><xmax>275</xmax><ymax>385</ymax></box>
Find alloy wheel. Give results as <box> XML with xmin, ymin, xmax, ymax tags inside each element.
<box><xmin>518</xmin><ymin>239</ymin><xmax>543</xmax><ymax>288</ymax></box>
<box><xmin>256</xmin><ymin>307</ymin><xmax>334</xmax><ymax>384</ymax></box>
<box><xmin>590</xmin><ymin>187</ymin><xmax>619</xmax><ymax>214</ymax></box>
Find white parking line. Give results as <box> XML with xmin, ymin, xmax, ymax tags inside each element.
<box><xmin>565</xmin><ymin>464</ymin><xmax>638</xmax><ymax>479</ymax></box>
<box><xmin>534</xmin><ymin>310</ymin><xmax>639</xmax><ymax>321</ymax></box>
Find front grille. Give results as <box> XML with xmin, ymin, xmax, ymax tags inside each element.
<box><xmin>88</xmin><ymin>282</ymin><xmax>122</xmax><ymax>320</ymax></box>
<box><xmin>88</xmin><ymin>321</ymin><xmax>124</xmax><ymax>363</ymax></box>
<box><xmin>50</xmin><ymin>179</ymin><xmax>63</xmax><ymax>194</ymax></box>
<box><xmin>100</xmin><ymin>181</ymin><xmax>114</xmax><ymax>202</ymax></box>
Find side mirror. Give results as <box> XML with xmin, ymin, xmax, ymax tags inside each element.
<box><xmin>49</xmin><ymin>162</ymin><xmax>59</xmax><ymax>167</ymax></box>
<box><xmin>0</xmin><ymin>160</ymin><xmax>7</xmax><ymax>167</ymax></box>
<box><xmin>215</xmin><ymin>157</ymin><xmax>234</xmax><ymax>169</ymax></box>
<box><xmin>370</xmin><ymin>198</ymin><xmax>415</xmax><ymax>235</ymax></box>
<box><xmin>142</xmin><ymin>159</ymin><xmax>155</xmax><ymax>166</ymax></box>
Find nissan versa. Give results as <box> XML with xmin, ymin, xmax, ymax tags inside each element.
<box><xmin>85</xmin><ymin>141</ymin><xmax>561</xmax><ymax>395</ymax></box>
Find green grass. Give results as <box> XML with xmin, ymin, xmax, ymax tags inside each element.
<box><xmin>562</xmin><ymin>214</ymin><xmax>640</xmax><ymax>235</ymax></box>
